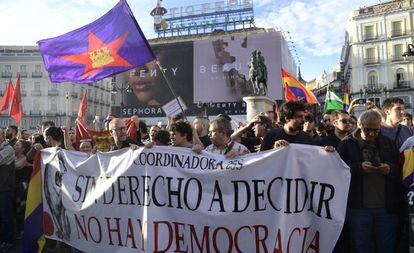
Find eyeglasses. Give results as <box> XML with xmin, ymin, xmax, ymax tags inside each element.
<box><xmin>337</xmin><ymin>119</ymin><xmax>352</xmax><ymax>124</ymax></box>
<box><xmin>111</xmin><ymin>126</ymin><xmax>127</xmax><ymax>132</ymax></box>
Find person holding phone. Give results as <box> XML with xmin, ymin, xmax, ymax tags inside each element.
<box><xmin>338</xmin><ymin>110</ymin><xmax>403</xmax><ymax>253</ymax></box>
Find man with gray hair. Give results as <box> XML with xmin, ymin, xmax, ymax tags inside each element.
<box><xmin>337</xmin><ymin>110</ymin><xmax>403</xmax><ymax>253</ymax></box>
<box><xmin>205</xmin><ymin>117</ymin><xmax>249</xmax><ymax>158</ymax></box>
<box><xmin>0</xmin><ymin>129</ymin><xmax>16</xmax><ymax>252</ymax></box>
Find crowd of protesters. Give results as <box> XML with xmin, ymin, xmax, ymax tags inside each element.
<box><xmin>0</xmin><ymin>96</ymin><xmax>414</xmax><ymax>253</ymax></box>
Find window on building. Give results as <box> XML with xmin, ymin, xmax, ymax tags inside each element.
<box><xmin>391</xmin><ymin>21</ymin><xmax>403</xmax><ymax>36</ymax></box>
<box><xmin>51</xmin><ymin>99</ymin><xmax>57</xmax><ymax>112</ymax></box>
<box><xmin>368</xmin><ymin>71</ymin><xmax>378</xmax><ymax>90</ymax></box>
<box><xmin>364</xmin><ymin>25</ymin><xmax>375</xmax><ymax>40</ymax></box>
<box><xmin>394</xmin><ymin>44</ymin><xmax>403</xmax><ymax>60</ymax></box>
<box><xmin>51</xmin><ymin>83</ymin><xmax>57</xmax><ymax>90</ymax></box>
<box><xmin>34</xmin><ymin>82</ymin><xmax>41</xmax><ymax>91</ymax></box>
<box><xmin>4</xmin><ymin>65</ymin><xmax>11</xmax><ymax>72</ymax></box>
<box><xmin>35</xmin><ymin>65</ymin><xmax>41</xmax><ymax>73</ymax></box>
<box><xmin>396</xmin><ymin>68</ymin><xmax>406</xmax><ymax>87</ymax></box>
<box><xmin>20</xmin><ymin>65</ymin><xmax>26</xmax><ymax>73</ymax></box>
<box><xmin>366</xmin><ymin>48</ymin><xmax>376</xmax><ymax>63</ymax></box>
<box><xmin>33</xmin><ymin>100</ymin><xmax>40</xmax><ymax>112</ymax></box>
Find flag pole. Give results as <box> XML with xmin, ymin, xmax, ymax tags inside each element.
<box><xmin>155</xmin><ymin>60</ymin><xmax>187</xmax><ymax>119</ymax></box>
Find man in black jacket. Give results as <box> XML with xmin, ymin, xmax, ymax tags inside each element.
<box><xmin>319</xmin><ymin>110</ymin><xmax>353</xmax><ymax>148</ymax></box>
<box><xmin>260</xmin><ymin>101</ymin><xmax>313</xmax><ymax>151</ymax></box>
<box><xmin>337</xmin><ymin>109</ymin><xmax>403</xmax><ymax>253</ymax></box>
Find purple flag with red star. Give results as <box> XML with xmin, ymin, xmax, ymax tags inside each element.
<box><xmin>38</xmin><ymin>0</ymin><xmax>155</xmax><ymax>83</ymax></box>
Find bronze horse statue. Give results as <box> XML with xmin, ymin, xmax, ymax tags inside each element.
<box><xmin>249</xmin><ymin>50</ymin><xmax>268</xmax><ymax>96</ymax></box>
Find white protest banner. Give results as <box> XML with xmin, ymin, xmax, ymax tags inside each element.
<box><xmin>40</xmin><ymin>144</ymin><xmax>350</xmax><ymax>253</ymax></box>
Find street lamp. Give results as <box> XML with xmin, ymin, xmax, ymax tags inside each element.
<box><xmin>111</xmin><ymin>81</ymin><xmax>132</xmax><ymax>114</ymax></box>
<box><xmin>402</xmin><ymin>44</ymin><xmax>414</xmax><ymax>58</ymax></box>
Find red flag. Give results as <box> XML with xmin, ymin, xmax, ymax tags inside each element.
<box><xmin>77</xmin><ymin>89</ymin><xmax>88</xmax><ymax>123</ymax></box>
<box><xmin>0</xmin><ymin>80</ymin><xmax>14</xmax><ymax>114</ymax></box>
<box><xmin>75</xmin><ymin>119</ymin><xmax>113</xmax><ymax>152</ymax></box>
<box><xmin>124</xmin><ymin>118</ymin><xmax>137</xmax><ymax>142</ymax></box>
<box><xmin>10</xmin><ymin>76</ymin><xmax>23</xmax><ymax>123</ymax></box>
<box><xmin>284</xmin><ymin>84</ymin><xmax>299</xmax><ymax>102</ymax></box>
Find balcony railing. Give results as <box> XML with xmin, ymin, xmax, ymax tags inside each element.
<box><xmin>1</xmin><ymin>71</ymin><xmax>12</xmax><ymax>78</ymax></box>
<box><xmin>48</xmin><ymin>89</ymin><xmax>59</xmax><ymax>96</ymax></box>
<box><xmin>32</xmin><ymin>72</ymin><xmax>42</xmax><ymax>78</ymax></box>
<box><xmin>391</xmin><ymin>55</ymin><xmax>405</xmax><ymax>62</ymax></box>
<box><xmin>46</xmin><ymin>112</ymin><xmax>58</xmax><ymax>116</ymax></box>
<box><xmin>364</xmin><ymin>57</ymin><xmax>380</xmax><ymax>65</ymax></box>
<box><xmin>18</xmin><ymin>72</ymin><xmax>28</xmax><ymax>78</ymax></box>
<box><xmin>31</xmin><ymin>90</ymin><xmax>42</xmax><ymax>96</ymax></box>
<box><xmin>393</xmin><ymin>81</ymin><xmax>411</xmax><ymax>89</ymax></box>
<box><xmin>363</xmin><ymin>35</ymin><xmax>377</xmax><ymax>41</ymax></box>
<box><xmin>390</xmin><ymin>29</ymin><xmax>407</xmax><ymax>38</ymax></box>
<box><xmin>30</xmin><ymin>110</ymin><xmax>42</xmax><ymax>116</ymax></box>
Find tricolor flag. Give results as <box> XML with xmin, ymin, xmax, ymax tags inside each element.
<box><xmin>324</xmin><ymin>88</ymin><xmax>343</xmax><ymax>110</ymax></box>
<box><xmin>23</xmin><ymin>152</ymin><xmax>45</xmax><ymax>253</ymax></box>
<box><xmin>343</xmin><ymin>85</ymin><xmax>350</xmax><ymax>110</ymax></box>
<box><xmin>281</xmin><ymin>68</ymin><xmax>319</xmax><ymax>104</ymax></box>
<box><xmin>38</xmin><ymin>0</ymin><xmax>155</xmax><ymax>83</ymax></box>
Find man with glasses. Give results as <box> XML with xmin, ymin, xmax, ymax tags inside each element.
<box><xmin>319</xmin><ymin>110</ymin><xmax>353</xmax><ymax>148</ymax></box>
<box><xmin>337</xmin><ymin>110</ymin><xmax>402</xmax><ymax>253</ymax></box>
<box><xmin>260</xmin><ymin>101</ymin><xmax>313</xmax><ymax>151</ymax></box>
<box><xmin>381</xmin><ymin>97</ymin><xmax>413</xmax><ymax>149</ymax></box>
<box><xmin>109</xmin><ymin>118</ymin><xmax>141</xmax><ymax>151</ymax></box>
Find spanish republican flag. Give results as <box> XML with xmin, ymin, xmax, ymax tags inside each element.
<box><xmin>281</xmin><ymin>68</ymin><xmax>319</xmax><ymax>105</ymax></box>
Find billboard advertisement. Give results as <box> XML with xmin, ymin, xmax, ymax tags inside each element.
<box><xmin>120</xmin><ymin>31</ymin><xmax>284</xmax><ymax>117</ymax></box>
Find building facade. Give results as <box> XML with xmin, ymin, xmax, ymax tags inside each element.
<box><xmin>0</xmin><ymin>46</ymin><xmax>112</xmax><ymax>131</ymax></box>
<box><xmin>341</xmin><ymin>0</ymin><xmax>414</xmax><ymax>111</ymax></box>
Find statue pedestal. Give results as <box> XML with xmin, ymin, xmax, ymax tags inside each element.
<box><xmin>243</xmin><ymin>96</ymin><xmax>275</xmax><ymax>121</ymax></box>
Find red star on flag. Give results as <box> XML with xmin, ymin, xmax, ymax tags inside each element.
<box><xmin>61</xmin><ymin>32</ymin><xmax>132</xmax><ymax>79</ymax></box>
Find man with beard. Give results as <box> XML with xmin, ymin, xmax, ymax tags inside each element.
<box><xmin>322</xmin><ymin>110</ymin><xmax>335</xmax><ymax>136</ymax></box>
<box><xmin>260</xmin><ymin>101</ymin><xmax>313</xmax><ymax>151</ymax></box>
<box><xmin>319</xmin><ymin>110</ymin><xmax>353</xmax><ymax>148</ymax></box>
<box><xmin>6</xmin><ymin>125</ymin><xmax>18</xmax><ymax>147</ymax></box>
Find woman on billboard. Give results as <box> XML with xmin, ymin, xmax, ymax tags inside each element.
<box><xmin>122</xmin><ymin>42</ymin><xmax>194</xmax><ymax>117</ymax></box>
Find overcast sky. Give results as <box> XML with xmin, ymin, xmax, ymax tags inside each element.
<box><xmin>0</xmin><ymin>0</ymin><xmax>381</xmax><ymax>80</ymax></box>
